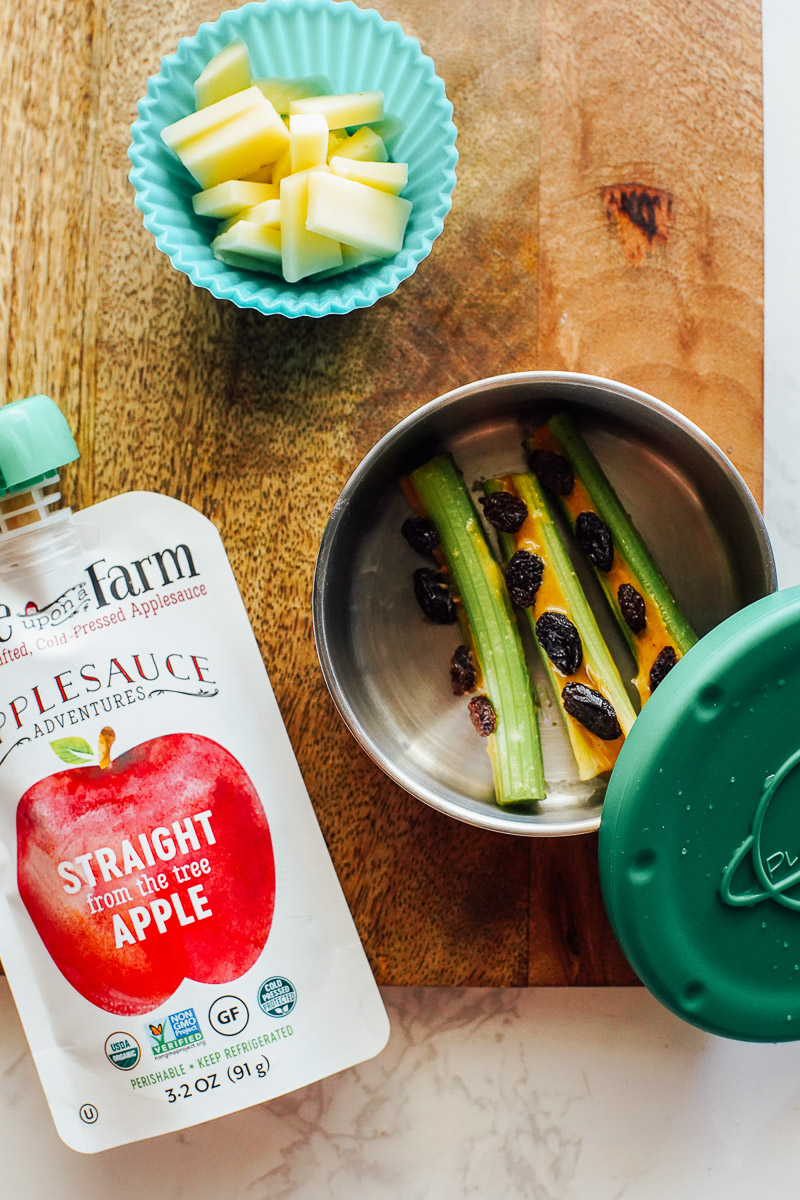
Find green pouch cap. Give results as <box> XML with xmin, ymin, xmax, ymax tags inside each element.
<box><xmin>600</xmin><ymin>585</ymin><xmax>800</xmax><ymax>1042</ymax></box>
<box><xmin>0</xmin><ymin>395</ymin><xmax>80</xmax><ymax>496</ymax></box>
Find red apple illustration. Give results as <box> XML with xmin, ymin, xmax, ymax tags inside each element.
<box><xmin>17</xmin><ymin>729</ymin><xmax>275</xmax><ymax>1015</ymax></box>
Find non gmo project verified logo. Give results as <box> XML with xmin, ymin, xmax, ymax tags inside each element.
<box><xmin>146</xmin><ymin>1008</ymin><xmax>205</xmax><ymax>1059</ymax></box>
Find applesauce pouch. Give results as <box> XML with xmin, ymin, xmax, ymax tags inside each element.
<box><xmin>0</xmin><ymin>396</ymin><xmax>389</xmax><ymax>1152</ymax></box>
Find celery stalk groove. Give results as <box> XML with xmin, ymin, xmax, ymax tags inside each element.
<box><xmin>526</xmin><ymin>415</ymin><xmax>697</xmax><ymax>705</ymax></box>
<box><xmin>485</xmin><ymin>475</ymin><xmax>637</xmax><ymax>780</ymax></box>
<box><xmin>542</xmin><ymin>414</ymin><xmax>697</xmax><ymax>656</ymax></box>
<box><xmin>409</xmin><ymin>456</ymin><xmax>545</xmax><ymax>806</ymax></box>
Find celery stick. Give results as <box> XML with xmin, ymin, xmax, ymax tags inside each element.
<box><xmin>485</xmin><ymin>476</ymin><xmax>637</xmax><ymax>781</ymax></box>
<box><xmin>525</xmin><ymin>414</ymin><xmax>697</xmax><ymax>703</ymax></box>
<box><xmin>409</xmin><ymin>456</ymin><xmax>545</xmax><ymax>806</ymax></box>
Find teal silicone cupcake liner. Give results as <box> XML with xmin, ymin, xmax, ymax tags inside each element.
<box><xmin>128</xmin><ymin>0</ymin><xmax>458</xmax><ymax>318</ymax></box>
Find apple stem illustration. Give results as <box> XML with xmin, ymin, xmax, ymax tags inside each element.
<box><xmin>98</xmin><ymin>727</ymin><xmax>116</xmax><ymax>770</ymax></box>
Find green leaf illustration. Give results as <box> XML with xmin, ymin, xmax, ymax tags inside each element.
<box><xmin>50</xmin><ymin>737</ymin><xmax>94</xmax><ymax>765</ymax></box>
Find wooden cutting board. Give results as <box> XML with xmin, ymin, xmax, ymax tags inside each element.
<box><xmin>0</xmin><ymin>0</ymin><xmax>762</xmax><ymax>985</ymax></box>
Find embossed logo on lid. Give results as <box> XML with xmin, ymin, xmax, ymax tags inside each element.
<box><xmin>722</xmin><ymin>748</ymin><xmax>800</xmax><ymax>911</ymax></box>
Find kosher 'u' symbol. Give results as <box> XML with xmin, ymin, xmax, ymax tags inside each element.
<box><xmin>720</xmin><ymin>747</ymin><xmax>800</xmax><ymax>912</ymax></box>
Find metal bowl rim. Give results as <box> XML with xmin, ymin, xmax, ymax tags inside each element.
<box><xmin>312</xmin><ymin>369</ymin><xmax>776</xmax><ymax>837</ymax></box>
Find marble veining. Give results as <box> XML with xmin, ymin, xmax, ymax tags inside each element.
<box><xmin>3</xmin><ymin>983</ymin><xmax>800</xmax><ymax>1197</ymax></box>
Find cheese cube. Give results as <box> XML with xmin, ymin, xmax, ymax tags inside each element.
<box><xmin>306</xmin><ymin>172</ymin><xmax>411</xmax><ymax>258</ymax></box>
<box><xmin>217</xmin><ymin>197</ymin><xmax>280</xmax><ymax>235</ymax></box>
<box><xmin>178</xmin><ymin>95</ymin><xmax>290</xmax><ymax>188</ymax></box>
<box><xmin>280</xmin><ymin>168</ymin><xmax>342</xmax><ymax>282</ymax></box>
<box><xmin>241</xmin><ymin>198</ymin><xmax>281</xmax><ymax>227</ymax></box>
<box><xmin>253</xmin><ymin>75</ymin><xmax>330</xmax><ymax>115</ymax></box>
<box><xmin>161</xmin><ymin>86</ymin><xmax>263</xmax><ymax>153</ymax></box>
<box><xmin>329</xmin><ymin>157</ymin><xmax>408</xmax><ymax>195</ymax></box>
<box><xmin>288</xmin><ymin>91</ymin><xmax>384</xmax><ymax>130</ymax></box>
<box><xmin>332</xmin><ymin>127</ymin><xmax>388</xmax><ymax>163</ymax></box>
<box><xmin>289</xmin><ymin>113</ymin><xmax>328</xmax><ymax>174</ymax></box>
<box><xmin>194</xmin><ymin>40</ymin><xmax>251</xmax><ymax>109</ymax></box>
<box><xmin>212</xmin><ymin>223</ymin><xmax>282</xmax><ymax>273</ymax></box>
<box><xmin>192</xmin><ymin>180</ymin><xmax>278</xmax><ymax>218</ymax></box>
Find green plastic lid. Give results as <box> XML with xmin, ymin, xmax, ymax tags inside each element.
<box><xmin>600</xmin><ymin>585</ymin><xmax>800</xmax><ymax>1041</ymax></box>
<box><xmin>0</xmin><ymin>395</ymin><xmax>79</xmax><ymax>497</ymax></box>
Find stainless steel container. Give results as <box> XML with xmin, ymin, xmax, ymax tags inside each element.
<box><xmin>313</xmin><ymin>371</ymin><xmax>776</xmax><ymax>836</ymax></box>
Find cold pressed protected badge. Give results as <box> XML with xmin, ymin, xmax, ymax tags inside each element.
<box><xmin>257</xmin><ymin>977</ymin><xmax>297</xmax><ymax>1018</ymax></box>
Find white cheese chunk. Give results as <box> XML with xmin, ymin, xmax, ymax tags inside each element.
<box><xmin>161</xmin><ymin>86</ymin><xmax>263</xmax><ymax>153</ymax></box>
<box><xmin>212</xmin><ymin>223</ymin><xmax>282</xmax><ymax>273</ymax></box>
<box><xmin>253</xmin><ymin>75</ymin><xmax>330</xmax><ymax>115</ymax></box>
<box><xmin>288</xmin><ymin>90</ymin><xmax>384</xmax><ymax>130</ymax></box>
<box><xmin>192</xmin><ymin>180</ymin><xmax>278</xmax><ymax>218</ymax></box>
<box><xmin>280</xmin><ymin>168</ymin><xmax>343</xmax><ymax>282</ymax></box>
<box><xmin>289</xmin><ymin>113</ymin><xmax>329</xmax><ymax>174</ymax></box>
<box><xmin>240</xmin><ymin>198</ymin><xmax>281</xmax><ymax>227</ymax></box>
<box><xmin>178</xmin><ymin>95</ymin><xmax>290</xmax><ymax>188</ymax></box>
<box><xmin>194</xmin><ymin>40</ymin><xmax>251</xmax><ymax>109</ymax></box>
<box><xmin>331</xmin><ymin>127</ymin><xmax>388</xmax><ymax>163</ymax></box>
<box><xmin>329</xmin><ymin>157</ymin><xmax>408</xmax><ymax>195</ymax></box>
<box><xmin>217</xmin><ymin>196</ymin><xmax>281</xmax><ymax>234</ymax></box>
<box><xmin>305</xmin><ymin>172</ymin><xmax>411</xmax><ymax>258</ymax></box>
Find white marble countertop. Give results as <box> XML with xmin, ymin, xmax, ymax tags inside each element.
<box><xmin>2</xmin><ymin>1</ymin><xmax>798</xmax><ymax>1193</ymax></box>
<box><xmin>4</xmin><ymin>983</ymin><xmax>800</xmax><ymax>1198</ymax></box>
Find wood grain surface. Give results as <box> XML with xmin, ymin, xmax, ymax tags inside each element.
<box><xmin>0</xmin><ymin>0</ymin><xmax>762</xmax><ymax>986</ymax></box>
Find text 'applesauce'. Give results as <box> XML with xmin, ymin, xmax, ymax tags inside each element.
<box><xmin>0</xmin><ymin>396</ymin><xmax>388</xmax><ymax>1153</ymax></box>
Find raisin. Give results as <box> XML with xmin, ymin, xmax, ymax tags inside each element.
<box><xmin>469</xmin><ymin>694</ymin><xmax>496</xmax><ymax>737</ymax></box>
<box><xmin>505</xmin><ymin>550</ymin><xmax>544</xmax><ymax>608</ymax></box>
<box><xmin>561</xmin><ymin>682</ymin><xmax>622</xmax><ymax>740</ymax></box>
<box><xmin>575</xmin><ymin>511</ymin><xmax>614</xmax><ymax>573</ymax></box>
<box><xmin>618</xmin><ymin>582</ymin><xmax>646</xmax><ymax>634</ymax></box>
<box><xmin>535</xmin><ymin>611</ymin><xmax>583</xmax><ymax>675</ymax></box>
<box><xmin>650</xmin><ymin>646</ymin><xmax>678</xmax><ymax>691</ymax></box>
<box><xmin>413</xmin><ymin>568</ymin><xmax>457</xmax><ymax>625</ymax></box>
<box><xmin>478</xmin><ymin>491</ymin><xmax>528</xmax><ymax>533</ymax></box>
<box><xmin>528</xmin><ymin>448</ymin><xmax>574</xmax><ymax>495</ymax></box>
<box><xmin>401</xmin><ymin>516</ymin><xmax>439</xmax><ymax>556</ymax></box>
<box><xmin>450</xmin><ymin>644</ymin><xmax>477</xmax><ymax>695</ymax></box>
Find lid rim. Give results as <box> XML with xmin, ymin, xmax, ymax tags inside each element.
<box><xmin>601</xmin><ymin>585</ymin><xmax>800</xmax><ymax>1043</ymax></box>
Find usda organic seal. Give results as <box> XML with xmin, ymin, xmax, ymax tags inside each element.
<box><xmin>257</xmin><ymin>976</ymin><xmax>297</xmax><ymax>1017</ymax></box>
<box><xmin>104</xmin><ymin>1032</ymin><xmax>141</xmax><ymax>1071</ymax></box>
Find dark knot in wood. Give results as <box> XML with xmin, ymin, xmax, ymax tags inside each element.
<box><xmin>603</xmin><ymin>184</ymin><xmax>674</xmax><ymax>265</ymax></box>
